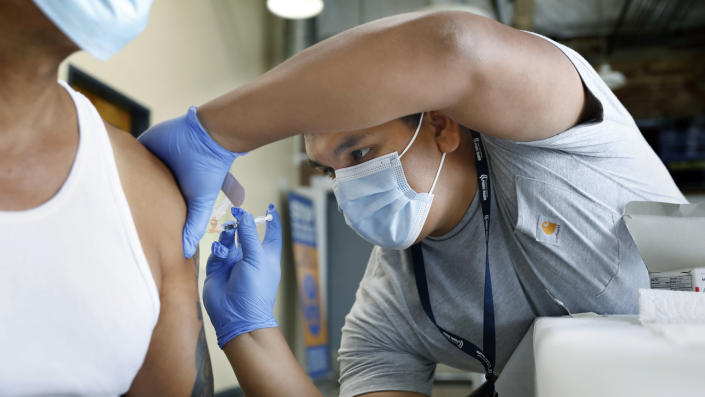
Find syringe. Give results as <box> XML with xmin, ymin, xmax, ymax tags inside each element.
<box><xmin>256</xmin><ymin>214</ymin><xmax>273</xmax><ymax>223</ymax></box>
<box><xmin>217</xmin><ymin>214</ymin><xmax>273</xmax><ymax>232</ymax></box>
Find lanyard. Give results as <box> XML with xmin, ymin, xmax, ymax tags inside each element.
<box><xmin>411</xmin><ymin>130</ymin><xmax>497</xmax><ymax>394</ymax></box>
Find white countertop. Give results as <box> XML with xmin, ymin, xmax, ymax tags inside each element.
<box><xmin>494</xmin><ymin>314</ymin><xmax>705</xmax><ymax>396</ymax></box>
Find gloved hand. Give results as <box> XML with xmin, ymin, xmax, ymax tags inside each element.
<box><xmin>138</xmin><ymin>106</ymin><xmax>245</xmax><ymax>258</ymax></box>
<box><xmin>203</xmin><ymin>205</ymin><xmax>282</xmax><ymax>348</ymax></box>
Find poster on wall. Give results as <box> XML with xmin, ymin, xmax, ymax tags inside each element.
<box><xmin>67</xmin><ymin>65</ymin><xmax>150</xmax><ymax>137</ymax></box>
<box><xmin>287</xmin><ymin>192</ymin><xmax>331</xmax><ymax>379</ymax></box>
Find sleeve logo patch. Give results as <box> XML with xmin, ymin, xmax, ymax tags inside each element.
<box><xmin>537</xmin><ymin>216</ymin><xmax>561</xmax><ymax>245</ymax></box>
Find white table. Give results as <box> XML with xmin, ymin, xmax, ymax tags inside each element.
<box><xmin>533</xmin><ymin>315</ymin><xmax>705</xmax><ymax>397</ymax></box>
<box><xmin>495</xmin><ymin>315</ymin><xmax>705</xmax><ymax>396</ymax></box>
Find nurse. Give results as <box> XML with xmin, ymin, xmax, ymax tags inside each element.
<box><xmin>142</xmin><ymin>10</ymin><xmax>686</xmax><ymax>397</ymax></box>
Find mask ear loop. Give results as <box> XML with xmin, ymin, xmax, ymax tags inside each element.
<box><xmin>399</xmin><ymin>112</ymin><xmax>424</xmax><ymax>158</ymax></box>
<box><xmin>428</xmin><ymin>152</ymin><xmax>447</xmax><ymax>195</ymax></box>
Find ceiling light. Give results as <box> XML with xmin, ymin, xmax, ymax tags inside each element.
<box><xmin>267</xmin><ymin>0</ymin><xmax>324</xmax><ymax>20</ymax></box>
<box><xmin>421</xmin><ymin>0</ymin><xmax>496</xmax><ymax>20</ymax></box>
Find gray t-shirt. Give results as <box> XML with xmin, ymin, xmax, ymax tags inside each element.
<box><xmin>337</xmin><ymin>34</ymin><xmax>687</xmax><ymax>397</ymax></box>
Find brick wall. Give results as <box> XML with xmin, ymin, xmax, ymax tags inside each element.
<box><xmin>607</xmin><ymin>51</ymin><xmax>705</xmax><ymax>119</ymax></box>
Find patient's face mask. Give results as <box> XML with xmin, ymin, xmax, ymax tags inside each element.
<box><xmin>332</xmin><ymin>113</ymin><xmax>447</xmax><ymax>249</ymax></box>
<box><xmin>33</xmin><ymin>0</ymin><xmax>153</xmax><ymax>61</ymax></box>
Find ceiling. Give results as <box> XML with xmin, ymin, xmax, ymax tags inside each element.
<box><xmin>314</xmin><ymin>0</ymin><xmax>705</xmax><ymax>53</ymax></box>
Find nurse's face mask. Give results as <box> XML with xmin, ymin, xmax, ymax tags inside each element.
<box><xmin>332</xmin><ymin>113</ymin><xmax>447</xmax><ymax>249</ymax></box>
<box><xmin>33</xmin><ymin>0</ymin><xmax>154</xmax><ymax>61</ymax></box>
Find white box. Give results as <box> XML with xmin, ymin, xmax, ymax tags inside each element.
<box><xmin>649</xmin><ymin>268</ymin><xmax>705</xmax><ymax>292</ymax></box>
<box><xmin>623</xmin><ymin>201</ymin><xmax>705</xmax><ymax>292</ymax></box>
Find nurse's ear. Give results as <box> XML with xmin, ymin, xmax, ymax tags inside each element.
<box><xmin>427</xmin><ymin>110</ymin><xmax>462</xmax><ymax>153</ymax></box>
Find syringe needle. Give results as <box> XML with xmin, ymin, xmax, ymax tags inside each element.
<box><xmin>217</xmin><ymin>213</ymin><xmax>273</xmax><ymax>232</ymax></box>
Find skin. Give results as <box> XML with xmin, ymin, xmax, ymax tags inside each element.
<box><xmin>201</xmin><ymin>10</ymin><xmax>596</xmax><ymax>397</ymax></box>
<box><xmin>218</xmin><ymin>113</ymin><xmax>477</xmax><ymax>397</ymax></box>
<box><xmin>306</xmin><ymin>111</ymin><xmax>478</xmax><ymax>241</ymax></box>
<box><xmin>0</xmin><ymin>2</ymin><xmax>213</xmax><ymax>395</ymax></box>
<box><xmin>223</xmin><ymin>328</ymin><xmax>321</xmax><ymax>397</ymax></box>
<box><xmin>198</xmin><ymin>11</ymin><xmax>585</xmax><ymax>152</ymax></box>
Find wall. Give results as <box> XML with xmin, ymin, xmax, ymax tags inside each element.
<box><xmin>611</xmin><ymin>51</ymin><xmax>705</xmax><ymax>120</ymax></box>
<box><xmin>59</xmin><ymin>0</ymin><xmax>298</xmax><ymax>392</ymax></box>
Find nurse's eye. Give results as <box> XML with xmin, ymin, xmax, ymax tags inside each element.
<box><xmin>351</xmin><ymin>147</ymin><xmax>371</xmax><ymax>162</ymax></box>
<box><xmin>318</xmin><ymin>166</ymin><xmax>335</xmax><ymax>178</ymax></box>
<box><xmin>308</xmin><ymin>159</ymin><xmax>335</xmax><ymax>178</ymax></box>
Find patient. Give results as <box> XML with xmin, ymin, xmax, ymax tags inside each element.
<box><xmin>0</xmin><ymin>1</ymin><xmax>213</xmax><ymax>395</ymax></box>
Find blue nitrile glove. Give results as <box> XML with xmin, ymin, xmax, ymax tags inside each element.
<box><xmin>203</xmin><ymin>205</ymin><xmax>282</xmax><ymax>348</ymax></box>
<box><xmin>138</xmin><ymin>106</ymin><xmax>245</xmax><ymax>258</ymax></box>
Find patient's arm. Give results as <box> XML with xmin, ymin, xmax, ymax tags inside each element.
<box><xmin>126</xmin><ymin>252</ymin><xmax>212</xmax><ymax>396</ymax></box>
<box><xmin>107</xmin><ymin>124</ymin><xmax>214</xmax><ymax>396</ymax></box>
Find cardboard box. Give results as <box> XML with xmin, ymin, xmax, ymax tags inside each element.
<box><xmin>623</xmin><ymin>201</ymin><xmax>705</xmax><ymax>292</ymax></box>
<box><xmin>648</xmin><ymin>269</ymin><xmax>705</xmax><ymax>292</ymax></box>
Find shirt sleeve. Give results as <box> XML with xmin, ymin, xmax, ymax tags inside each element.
<box><xmin>337</xmin><ymin>250</ymin><xmax>436</xmax><ymax>397</ymax></box>
<box><xmin>500</xmin><ymin>33</ymin><xmax>644</xmax><ymax>158</ymax></box>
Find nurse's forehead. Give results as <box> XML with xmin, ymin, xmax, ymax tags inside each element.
<box><xmin>305</xmin><ymin>131</ymin><xmax>368</xmax><ymax>158</ymax></box>
<box><xmin>305</xmin><ymin>120</ymin><xmax>410</xmax><ymax>160</ymax></box>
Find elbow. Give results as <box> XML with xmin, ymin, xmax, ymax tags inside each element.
<box><xmin>419</xmin><ymin>11</ymin><xmax>485</xmax><ymax>63</ymax></box>
<box><xmin>405</xmin><ymin>11</ymin><xmax>486</xmax><ymax>104</ymax></box>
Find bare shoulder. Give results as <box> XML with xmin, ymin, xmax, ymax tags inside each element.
<box><xmin>107</xmin><ymin>123</ymin><xmax>214</xmax><ymax>395</ymax></box>
<box><xmin>105</xmin><ymin>122</ymin><xmax>191</xmax><ymax>292</ymax></box>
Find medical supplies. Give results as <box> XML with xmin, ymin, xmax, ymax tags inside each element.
<box><xmin>33</xmin><ymin>0</ymin><xmax>153</xmax><ymax>61</ymax></box>
<box><xmin>332</xmin><ymin>113</ymin><xmax>448</xmax><ymax>249</ymax></box>
<box><xmin>217</xmin><ymin>214</ymin><xmax>273</xmax><ymax>232</ymax></box>
<box><xmin>649</xmin><ymin>269</ymin><xmax>705</xmax><ymax>292</ymax></box>
<box><xmin>139</xmin><ymin>106</ymin><xmax>245</xmax><ymax>258</ymax></box>
<box><xmin>623</xmin><ymin>201</ymin><xmax>705</xmax><ymax>292</ymax></box>
<box><xmin>204</xmin><ymin>206</ymin><xmax>281</xmax><ymax>348</ymax></box>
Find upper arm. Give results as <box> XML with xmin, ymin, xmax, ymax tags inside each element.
<box><xmin>127</xmin><ymin>254</ymin><xmax>213</xmax><ymax>396</ymax></box>
<box><xmin>107</xmin><ymin>125</ymin><xmax>213</xmax><ymax>396</ymax></box>
<box><xmin>199</xmin><ymin>11</ymin><xmax>584</xmax><ymax>151</ymax></box>
<box><xmin>439</xmin><ymin>12</ymin><xmax>586</xmax><ymax>141</ymax></box>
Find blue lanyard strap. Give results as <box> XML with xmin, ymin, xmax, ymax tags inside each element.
<box><xmin>411</xmin><ymin>130</ymin><xmax>497</xmax><ymax>392</ymax></box>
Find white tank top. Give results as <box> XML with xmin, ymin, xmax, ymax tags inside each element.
<box><xmin>0</xmin><ymin>81</ymin><xmax>160</xmax><ymax>396</ymax></box>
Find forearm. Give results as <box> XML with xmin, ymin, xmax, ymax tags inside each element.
<box><xmin>222</xmin><ymin>328</ymin><xmax>322</xmax><ymax>397</ymax></box>
<box><xmin>198</xmin><ymin>11</ymin><xmax>477</xmax><ymax>153</ymax></box>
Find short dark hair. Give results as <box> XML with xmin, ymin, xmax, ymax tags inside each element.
<box><xmin>400</xmin><ymin>113</ymin><xmax>423</xmax><ymax>130</ymax></box>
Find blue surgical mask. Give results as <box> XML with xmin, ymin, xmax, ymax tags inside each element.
<box><xmin>332</xmin><ymin>113</ymin><xmax>447</xmax><ymax>249</ymax></box>
<box><xmin>33</xmin><ymin>0</ymin><xmax>153</xmax><ymax>61</ymax></box>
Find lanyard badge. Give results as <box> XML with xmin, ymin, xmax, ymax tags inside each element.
<box><xmin>411</xmin><ymin>130</ymin><xmax>497</xmax><ymax>396</ymax></box>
